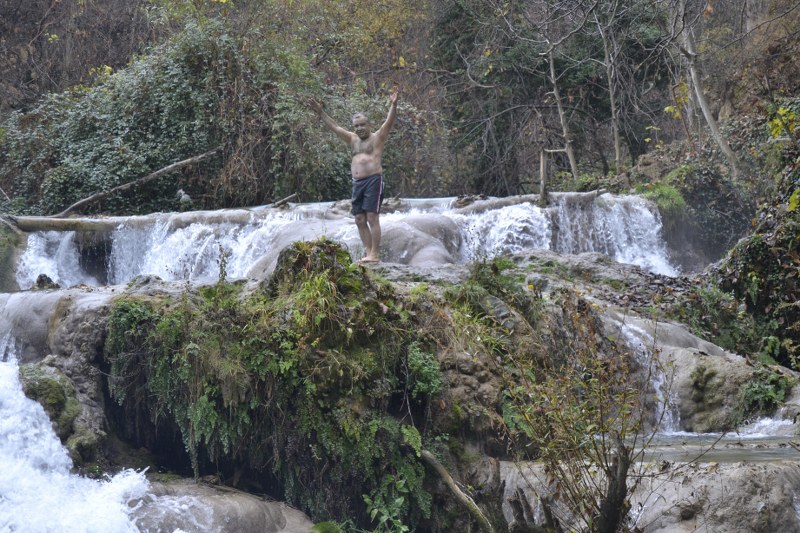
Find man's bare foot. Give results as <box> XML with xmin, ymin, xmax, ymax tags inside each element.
<box><xmin>357</xmin><ymin>257</ymin><xmax>380</xmax><ymax>264</ymax></box>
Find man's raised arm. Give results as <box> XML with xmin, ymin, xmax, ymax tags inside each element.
<box><xmin>376</xmin><ymin>91</ymin><xmax>399</xmax><ymax>141</ymax></box>
<box><xmin>309</xmin><ymin>99</ymin><xmax>354</xmax><ymax>143</ymax></box>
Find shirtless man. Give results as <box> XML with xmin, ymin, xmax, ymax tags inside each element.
<box><xmin>310</xmin><ymin>91</ymin><xmax>398</xmax><ymax>263</ymax></box>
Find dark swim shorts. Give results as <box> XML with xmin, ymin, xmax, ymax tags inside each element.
<box><xmin>351</xmin><ymin>174</ymin><xmax>384</xmax><ymax>215</ymax></box>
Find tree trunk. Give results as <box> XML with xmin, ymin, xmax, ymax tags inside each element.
<box><xmin>598</xmin><ymin>23</ymin><xmax>622</xmax><ymax>172</ymax></box>
<box><xmin>539</xmin><ymin>149</ymin><xmax>548</xmax><ymax>208</ymax></box>
<box><xmin>420</xmin><ymin>450</ymin><xmax>495</xmax><ymax>533</ymax></box>
<box><xmin>548</xmin><ymin>50</ymin><xmax>580</xmax><ymax>180</ymax></box>
<box><xmin>678</xmin><ymin>0</ymin><xmax>740</xmax><ymax>178</ymax></box>
<box><xmin>594</xmin><ymin>437</ymin><xmax>632</xmax><ymax>533</ymax></box>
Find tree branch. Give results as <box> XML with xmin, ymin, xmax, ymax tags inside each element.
<box><xmin>420</xmin><ymin>450</ymin><xmax>495</xmax><ymax>533</ymax></box>
<box><xmin>51</xmin><ymin>148</ymin><xmax>221</xmax><ymax>218</ymax></box>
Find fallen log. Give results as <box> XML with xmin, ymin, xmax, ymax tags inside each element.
<box><xmin>553</xmin><ymin>188</ymin><xmax>608</xmax><ymax>205</ymax></box>
<box><xmin>4</xmin><ymin>215</ymin><xmax>123</xmax><ymax>233</ymax></box>
<box><xmin>271</xmin><ymin>192</ymin><xmax>298</xmax><ymax>208</ymax></box>
<box><xmin>449</xmin><ymin>189</ymin><xmax>608</xmax><ymax>215</ymax></box>
<box><xmin>449</xmin><ymin>194</ymin><xmax>541</xmax><ymax>215</ymax></box>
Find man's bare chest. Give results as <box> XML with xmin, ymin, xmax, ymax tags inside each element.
<box><xmin>352</xmin><ymin>137</ymin><xmax>376</xmax><ymax>156</ymax></box>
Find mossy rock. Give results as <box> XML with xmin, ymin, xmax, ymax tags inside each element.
<box><xmin>66</xmin><ymin>430</ymin><xmax>103</xmax><ymax>464</ymax></box>
<box><xmin>0</xmin><ymin>221</ymin><xmax>22</xmax><ymax>292</ymax></box>
<box><xmin>716</xmin><ymin>173</ymin><xmax>800</xmax><ymax>367</ymax></box>
<box><xmin>663</xmin><ymin>163</ymin><xmax>753</xmax><ymax>260</ymax></box>
<box><xmin>19</xmin><ymin>364</ymin><xmax>81</xmax><ymax>441</ymax></box>
<box><xmin>265</xmin><ymin>238</ymin><xmax>363</xmax><ymax>297</ymax></box>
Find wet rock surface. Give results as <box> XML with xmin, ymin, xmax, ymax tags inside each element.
<box><xmin>494</xmin><ymin>460</ymin><xmax>800</xmax><ymax>533</ymax></box>
<box><xmin>131</xmin><ymin>479</ymin><xmax>314</xmax><ymax>533</ymax></box>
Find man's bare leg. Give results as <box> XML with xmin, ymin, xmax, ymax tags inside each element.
<box><xmin>364</xmin><ymin>212</ymin><xmax>381</xmax><ymax>262</ymax></box>
<box><xmin>355</xmin><ymin>214</ymin><xmax>374</xmax><ymax>262</ymax></box>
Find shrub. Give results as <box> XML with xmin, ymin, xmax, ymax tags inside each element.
<box><xmin>740</xmin><ymin>365</ymin><xmax>794</xmax><ymax>419</ymax></box>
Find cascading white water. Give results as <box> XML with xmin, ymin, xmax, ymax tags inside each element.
<box><xmin>0</xmin><ymin>337</ymin><xmax>148</xmax><ymax>532</ymax></box>
<box><xmin>617</xmin><ymin>322</ymin><xmax>681</xmax><ymax>434</ymax></box>
<box><xmin>16</xmin><ymin>231</ymin><xmax>100</xmax><ymax>288</ymax></box>
<box><xmin>14</xmin><ymin>195</ymin><xmax>678</xmax><ymax>289</ymax></box>
<box><xmin>454</xmin><ymin>203</ymin><xmax>553</xmax><ymax>261</ymax></box>
<box><xmin>614</xmin><ymin>317</ymin><xmax>797</xmax><ymax>443</ymax></box>
<box><xmin>552</xmin><ymin>194</ymin><xmax>677</xmax><ymax>276</ymax></box>
<box><xmin>0</xmin><ymin>333</ymin><xmax>232</xmax><ymax>532</ymax></box>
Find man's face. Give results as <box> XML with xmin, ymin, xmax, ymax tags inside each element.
<box><xmin>353</xmin><ymin>116</ymin><xmax>371</xmax><ymax>139</ymax></box>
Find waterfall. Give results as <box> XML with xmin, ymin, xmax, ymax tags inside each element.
<box><xmin>14</xmin><ymin>194</ymin><xmax>678</xmax><ymax>289</ymax></box>
<box><xmin>0</xmin><ymin>338</ymin><xmax>148</xmax><ymax>532</ymax></box>
<box><xmin>17</xmin><ymin>231</ymin><xmax>100</xmax><ymax>288</ymax></box>
<box><xmin>454</xmin><ymin>203</ymin><xmax>553</xmax><ymax>261</ymax></box>
<box><xmin>0</xmin><ymin>334</ymin><xmax>238</xmax><ymax>532</ymax></box>
<box><xmin>616</xmin><ymin>322</ymin><xmax>681</xmax><ymax>434</ymax></box>
<box><xmin>552</xmin><ymin>195</ymin><xmax>677</xmax><ymax>276</ymax></box>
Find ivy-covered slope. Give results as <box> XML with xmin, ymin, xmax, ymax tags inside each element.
<box><xmin>717</xmin><ymin>142</ymin><xmax>800</xmax><ymax>367</ymax></box>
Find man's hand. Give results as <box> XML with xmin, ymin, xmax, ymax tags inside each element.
<box><xmin>389</xmin><ymin>91</ymin><xmax>398</xmax><ymax>105</ymax></box>
<box><xmin>308</xmin><ymin>98</ymin><xmax>324</xmax><ymax>114</ymax></box>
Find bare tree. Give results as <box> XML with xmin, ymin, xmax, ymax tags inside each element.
<box><xmin>672</xmin><ymin>0</ymin><xmax>741</xmax><ymax>178</ymax></box>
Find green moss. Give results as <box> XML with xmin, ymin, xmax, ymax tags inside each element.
<box><xmin>104</xmin><ymin>239</ymin><xmax>436</xmax><ymax>529</ymax></box>
<box><xmin>660</xmin><ymin>162</ymin><xmax>753</xmax><ymax>259</ymax></box>
<box><xmin>690</xmin><ymin>362</ymin><xmax>716</xmax><ymax>391</ymax></box>
<box><xmin>528</xmin><ymin>258</ymin><xmax>573</xmax><ymax>281</ymax></box>
<box><xmin>0</xmin><ymin>222</ymin><xmax>21</xmax><ymax>292</ymax></box>
<box><xmin>636</xmin><ymin>182</ymin><xmax>687</xmax><ymax>221</ymax></box>
<box><xmin>19</xmin><ymin>365</ymin><xmax>80</xmax><ymax>441</ymax></box>
<box><xmin>66</xmin><ymin>430</ymin><xmax>102</xmax><ymax>463</ymax></box>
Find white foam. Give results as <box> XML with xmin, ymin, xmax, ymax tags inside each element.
<box><xmin>0</xmin><ymin>345</ymin><xmax>149</xmax><ymax>532</ymax></box>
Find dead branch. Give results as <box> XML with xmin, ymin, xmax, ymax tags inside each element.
<box><xmin>420</xmin><ymin>449</ymin><xmax>495</xmax><ymax>533</ymax></box>
<box><xmin>51</xmin><ymin>148</ymin><xmax>221</xmax><ymax>218</ymax></box>
<box><xmin>272</xmin><ymin>192</ymin><xmax>298</xmax><ymax>208</ymax></box>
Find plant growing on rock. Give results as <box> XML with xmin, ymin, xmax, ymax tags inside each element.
<box><xmin>104</xmin><ymin>239</ymin><xmax>444</xmax><ymax>531</ymax></box>
<box><xmin>437</xmin><ymin>257</ymin><xmax>662</xmax><ymax>532</ymax></box>
<box><xmin>739</xmin><ymin>365</ymin><xmax>795</xmax><ymax>421</ymax></box>
<box><xmin>502</xmin><ymin>290</ymin><xmax>651</xmax><ymax>533</ymax></box>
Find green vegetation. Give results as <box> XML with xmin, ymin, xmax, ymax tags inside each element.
<box><xmin>657</xmin><ymin>163</ymin><xmax>752</xmax><ymax>258</ymax></box>
<box><xmin>3</xmin><ymin>0</ymin><xmax>791</xmax><ymax>210</ymax></box>
<box><xmin>19</xmin><ymin>364</ymin><xmax>95</xmax><ymax>463</ymax></box>
<box><xmin>4</xmin><ymin>1</ymin><xmax>800</xmax><ymax>530</ymax></box>
<box><xmin>666</xmin><ymin>283</ymin><xmax>760</xmax><ymax>355</ymax></box>
<box><xmin>0</xmin><ymin>15</ymin><xmax>446</xmax><ymax>216</ymax></box>
<box><xmin>105</xmin><ymin>239</ymin><xmax>439</xmax><ymax>530</ymax></box>
<box><xmin>636</xmin><ymin>182</ymin><xmax>687</xmax><ymax>221</ymax></box>
<box><xmin>502</xmin><ymin>289</ymin><xmax>647</xmax><ymax>533</ymax></box>
<box><xmin>711</xmin><ymin>129</ymin><xmax>799</xmax><ymax>370</ymax></box>
<box><xmin>0</xmin><ymin>19</ymin><xmax>331</xmax><ymax>215</ymax></box>
<box><xmin>101</xmin><ymin>245</ymin><xmax>659</xmax><ymax>531</ymax></box>
<box><xmin>442</xmin><ymin>259</ymin><xmax>652</xmax><ymax>532</ymax></box>
<box><xmin>739</xmin><ymin>365</ymin><xmax>795</xmax><ymax>419</ymax></box>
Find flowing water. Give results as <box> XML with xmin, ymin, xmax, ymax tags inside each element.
<box><xmin>0</xmin><ymin>337</ymin><xmax>148</xmax><ymax>532</ymax></box>
<box><xmin>14</xmin><ymin>194</ymin><xmax>677</xmax><ymax>290</ymax></box>
<box><xmin>0</xmin><ymin>335</ymin><xmax>233</xmax><ymax>532</ymax></box>
<box><xmin>612</xmin><ymin>317</ymin><xmax>799</xmax><ymax>464</ymax></box>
